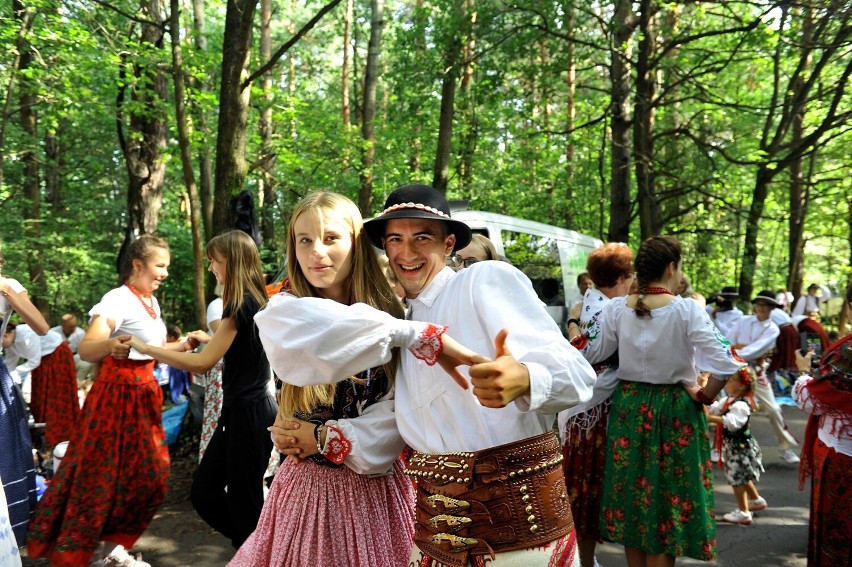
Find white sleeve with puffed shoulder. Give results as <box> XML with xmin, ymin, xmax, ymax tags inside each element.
<box><xmin>255</xmin><ymin>292</ymin><xmax>439</xmax><ymax>387</ymax></box>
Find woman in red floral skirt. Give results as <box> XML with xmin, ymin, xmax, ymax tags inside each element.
<box><xmin>27</xmin><ymin>234</ymin><xmax>177</xmax><ymax>567</ymax></box>
<box><xmin>30</xmin><ymin>328</ymin><xmax>81</xmax><ymax>447</ymax></box>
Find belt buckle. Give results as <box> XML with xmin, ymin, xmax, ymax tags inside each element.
<box><xmin>425</xmin><ymin>493</ymin><xmax>470</xmax><ymax>512</ymax></box>
<box><xmin>430</xmin><ymin>533</ymin><xmax>478</xmax><ymax>550</ymax></box>
<box><xmin>429</xmin><ymin>514</ymin><xmax>473</xmax><ymax>533</ymax></box>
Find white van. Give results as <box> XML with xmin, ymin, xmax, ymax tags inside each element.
<box><xmin>452</xmin><ymin>210</ymin><xmax>603</xmax><ymax>329</ymax></box>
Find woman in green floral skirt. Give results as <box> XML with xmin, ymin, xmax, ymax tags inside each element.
<box><xmin>575</xmin><ymin>236</ymin><xmax>746</xmax><ymax>567</ymax></box>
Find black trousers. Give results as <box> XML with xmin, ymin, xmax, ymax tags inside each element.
<box><xmin>190</xmin><ymin>394</ymin><xmax>277</xmax><ymax>548</ymax></box>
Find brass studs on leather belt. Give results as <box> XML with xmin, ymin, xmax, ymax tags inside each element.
<box><xmin>431</xmin><ymin>533</ymin><xmax>478</xmax><ymax>550</ymax></box>
<box><xmin>530</xmin><ymin>524</ymin><xmax>539</xmax><ymax>533</ymax></box>
<box><xmin>507</xmin><ymin>454</ymin><xmax>564</xmax><ymax>480</ymax></box>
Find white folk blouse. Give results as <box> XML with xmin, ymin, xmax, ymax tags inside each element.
<box><xmin>727</xmin><ymin>315</ymin><xmax>780</xmax><ymax>363</ymax></box>
<box><xmin>581</xmin><ymin>295</ymin><xmax>745</xmax><ymax>384</ymax></box>
<box><xmin>794</xmin><ymin>375</ymin><xmax>852</xmax><ymax>458</ymax></box>
<box><xmin>89</xmin><ymin>285</ymin><xmax>167</xmax><ymax>361</ymax></box>
<box><xmin>558</xmin><ymin>288</ymin><xmax>621</xmax><ymax>428</ymax></box>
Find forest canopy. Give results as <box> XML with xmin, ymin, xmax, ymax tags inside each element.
<box><xmin>0</xmin><ymin>0</ymin><xmax>849</xmax><ymax>331</ymax></box>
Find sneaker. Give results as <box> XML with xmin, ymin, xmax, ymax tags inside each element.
<box><xmin>102</xmin><ymin>546</ymin><xmax>151</xmax><ymax>567</ymax></box>
<box><xmin>722</xmin><ymin>509</ymin><xmax>753</xmax><ymax>525</ymax></box>
<box><xmin>780</xmin><ymin>449</ymin><xmax>801</xmax><ymax>464</ymax></box>
<box><xmin>749</xmin><ymin>497</ymin><xmax>768</xmax><ymax>512</ymax></box>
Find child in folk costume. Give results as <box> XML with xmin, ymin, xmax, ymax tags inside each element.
<box><xmin>707</xmin><ymin>367</ymin><xmax>767</xmax><ymax>525</ymax></box>
<box><xmin>28</xmin><ymin>235</ymin><xmax>174</xmax><ymax>567</ymax></box>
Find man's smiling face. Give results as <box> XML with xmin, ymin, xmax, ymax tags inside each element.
<box><xmin>382</xmin><ymin>218</ymin><xmax>455</xmax><ymax>299</ymax></box>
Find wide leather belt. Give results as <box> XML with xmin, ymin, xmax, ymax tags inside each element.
<box><xmin>405</xmin><ymin>431</ymin><xmax>574</xmax><ymax>567</ymax></box>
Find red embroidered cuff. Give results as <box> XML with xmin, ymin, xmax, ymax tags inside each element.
<box><xmin>409</xmin><ymin>323</ymin><xmax>448</xmax><ymax>366</ymax></box>
<box><xmin>570</xmin><ymin>334</ymin><xmax>589</xmax><ymax>351</ymax></box>
<box><xmin>321</xmin><ymin>425</ymin><xmax>351</xmax><ymax>465</ymax></box>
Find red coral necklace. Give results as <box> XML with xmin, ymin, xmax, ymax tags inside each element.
<box><xmin>630</xmin><ymin>287</ymin><xmax>674</xmax><ymax>296</ymax></box>
<box><xmin>126</xmin><ymin>283</ymin><xmax>157</xmax><ymax>319</ymax></box>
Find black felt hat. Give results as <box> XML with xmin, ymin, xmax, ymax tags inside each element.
<box><xmin>718</xmin><ymin>286</ymin><xmax>740</xmax><ymax>299</ymax></box>
<box><xmin>752</xmin><ymin>289</ymin><xmax>781</xmax><ymax>308</ymax></box>
<box><xmin>364</xmin><ymin>185</ymin><xmax>472</xmax><ymax>252</ymax></box>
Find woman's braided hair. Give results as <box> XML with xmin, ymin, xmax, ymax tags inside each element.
<box><xmin>633</xmin><ymin>235</ymin><xmax>682</xmax><ymax>318</ymax></box>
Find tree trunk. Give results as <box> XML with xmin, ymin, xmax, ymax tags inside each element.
<box><xmin>119</xmin><ymin>0</ymin><xmax>168</xmax><ymax>236</ymax></box>
<box><xmin>44</xmin><ymin>128</ymin><xmax>62</xmax><ymax>212</ymax></box>
<box><xmin>634</xmin><ymin>0</ymin><xmax>662</xmax><ymax>240</ymax></box>
<box><xmin>841</xmin><ymin>193</ymin><xmax>852</xmax><ymax>334</ymax></box>
<box><xmin>190</xmin><ymin>0</ymin><xmax>214</xmax><ymax>240</ymax></box>
<box><xmin>786</xmin><ymin>5</ymin><xmax>814</xmax><ymax>299</ymax></box>
<box><xmin>739</xmin><ymin>6</ymin><xmax>850</xmax><ymax>302</ymax></box>
<box><xmin>213</xmin><ymin>0</ymin><xmax>257</xmax><ymax>234</ymax></box>
<box><xmin>358</xmin><ymin>0</ymin><xmax>383</xmax><ymax>216</ymax></box>
<box><xmin>0</xmin><ymin>7</ymin><xmax>34</xmax><ymax>190</ymax></box>
<box><xmin>342</xmin><ymin>0</ymin><xmax>353</xmax><ymax>126</ymax></box>
<box><xmin>15</xmin><ymin>0</ymin><xmax>46</xmax><ymax>311</ymax></box>
<box><xmin>739</xmin><ymin>167</ymin><xmax>775</xmax><ymax>302</ymax></box>
<box><xmin>170</xmin><ymin>0</ymin><xmax>206</xmax><ymax>327</ymax></box>
<box><xmin>457</xmin><ymin>0</ymin><xmax>476</xmax><ymax>193</ymax></box>
<box><xmin>259</xmin><ymin>0</ymin><xmax>276</xmax><ymax>249</ymax></box>
<box><xmin>407</xmin><ymin>0</ymin><xmax>426</xmax><ymax>174</ymax></box>
<box><xmin>608</xmin><ymin>0</ymin><xmax>636</xmax><ymax>243</ymax></box>
<box><xmin>432</xmin><ymin>5</ymin><xmax>463</xmax><ymax>194</ymax></box>
<box><xmin>564</xmin><ymin>0</ymin><xmax>576</xmax><ymax>201</ymax></box>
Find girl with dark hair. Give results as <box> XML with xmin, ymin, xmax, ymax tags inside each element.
<box><xmin>576</xmin><ymin>235</ymin><xmax>746</xmax><ymax>566</ymax></box>
<box><xmin>563</xmin><ymin>242</ymin><xmax>634</xmax><ymax>567</ymax></box>
<box><xmin>0</xmin><ymin>243</ymin><xmax>49</xmax><ymax>554</ymax></box>
<box><xmin>28</xmin><ymin>234</ymin><xmax>172</xmax><ymax>567</ymax></box>
<box><xmin>128</xmin><ymin>230</ymin><xmax>277</xmax><ymax>549</ymax></box>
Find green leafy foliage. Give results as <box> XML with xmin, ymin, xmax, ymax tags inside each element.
<box><xmin>0</xmin><ymin>0</ymin><xmax>848</xmax><ymax>331</ymax></box>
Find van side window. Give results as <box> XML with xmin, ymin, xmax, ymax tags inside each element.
<box><xmin>501</xmin><ymin>231</ymin><xmax>567</xmax><ymax>331</ymax></box>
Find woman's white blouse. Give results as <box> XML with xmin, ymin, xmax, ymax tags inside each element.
<box><xmin>793</xmin><ymin>375</ymin><xmax>852</xmax><ymax>457</ymax></box>
<box><xmin>560</xmin><ymin>288</ymin><xmax>621</xmax><ymax>421</ymax></box>
<box><xmin>582</xmin><ymin>295</ymin><xmax>745</xmax><ymax>384</ymax></box>
<box><xmin>89</xmin><ymin>286</ymin><xmax>167</xmax><ymax>360</ymax></box>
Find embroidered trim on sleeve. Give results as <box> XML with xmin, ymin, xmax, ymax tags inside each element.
<box><xmin>570</xmin><ymin>334</ymin><xmax>589</xmax><ymax>352</ymax></box>
<box><xmin>321</xmin><ymin>425</ymin><xmax>351</xmax><ymax>465</ymax></box>
<box><xmin>409</xmin><ymin>323</ymin><xmax>448</xmax><ymax>366</ymax></box>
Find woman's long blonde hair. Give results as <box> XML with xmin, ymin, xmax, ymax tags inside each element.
<box><xmin>205</xmin><ymin>230</ymin><xmax>268</xmax><ymax>316</ymax></box>
<box><xmin>280</xmin><ymin>192</ymin><xmax>404</xmax><ymax>418</ymax></box>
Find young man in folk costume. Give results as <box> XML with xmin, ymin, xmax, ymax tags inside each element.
<box><xmin>727</xmin><ymin>291</ymin><xmax>801</xmax><ymax>464</ymax></box>
<box><xmin>259</xmin><ymin>185</ymin><xmax>595</xmax><ymax>566</ymax></box>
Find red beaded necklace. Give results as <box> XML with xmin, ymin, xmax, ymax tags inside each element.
<box><xmin>631</xmin><ymin>286</ymin><xmax>674</xmax><ymax>296</ymax></box>
<box><xmin>126</xmin><ymin>283</ymin><xmax>157</xmax><ymax>319</ymax></box>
